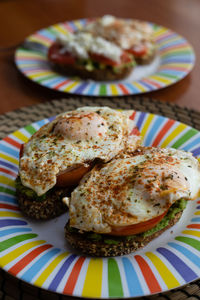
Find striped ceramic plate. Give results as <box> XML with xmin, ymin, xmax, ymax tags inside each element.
<box><xmin>15</xmin><ymin>19</ymin><xmax>195</xmax><ymax>96</ymax></box>
<box><xmin>0</xmin><ymin>111</ymin><xmax>200</xmax><ymax>298</ymax></box>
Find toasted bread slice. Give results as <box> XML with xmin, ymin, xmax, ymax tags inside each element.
<box><xmin>64</xmin><ymin>210</ymin><xmax>183</xmax><ymax>257</ymax></box>
<box><xmin>50</xmin><ymin>61</ymin><xmax>133</xmax><ymax>81</ymax></box>
<box><xmin>16</xmin><ymin>177</ymin><xmax>69</xmax><ymax>220</ymax></box>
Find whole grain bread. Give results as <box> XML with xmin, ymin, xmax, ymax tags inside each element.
<box><xmin>51</xmin><ymin>62</ymin><xmax>133</xmax><ymax>81</ymax></box>
<box><xmin>16</xmin><ymin>180</ymin><xmax>70</xmax><ymax>220</ymax></box>
<box><xmin>64</xmin><ymin>210</ymin><xmax>183</xmax><ymax>257</ymax></box>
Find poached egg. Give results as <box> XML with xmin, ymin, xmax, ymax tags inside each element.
<box><xmin>69</xmin><ymin>147</ymin><xmax>200</xmax><ymax>234</ymax></box>
<box><xmin>19</xmin><ymin>106</ymin><xmax>140</xmax><ymax>196</ymax></box>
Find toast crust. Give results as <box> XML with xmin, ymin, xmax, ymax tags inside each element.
<box><xmin>16</xmin><ymin>179</ymin><xmax>69</xmax><ymax>220</ymax></box>
<box><xmin>50</xmin><ymin>62</ymin><xmax>133</xmax><ymax>81</ymax></box>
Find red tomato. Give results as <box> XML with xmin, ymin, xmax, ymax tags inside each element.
<box><xmin>89</xmin><ymin>51</ymin><xmax>132</xmax><ymax>67</ymax></box>
<box><xmin>48</xmin><ymin>42</ymin><xmax>76</xmax><ymax>65</ymax></box>
<box><xmin>56</xmin><ymin>164</ymin><xmax>92</xmax><ymax>187</ymax></box>
<box><xmin>127</xmin><ymin>44</ymin><xmax>148</xmax><ymax>57</ymax></box>
<box><xmin>109</xmin><ymin>210</ymin><xmax>168</xmax><ymax>236</ymax></box>
<box><xmin>19</xmin><ymin>144</ymin><xmax>24</xmax><ymax>158</ymax></box>
<box><xmin>130</xmin><ymin>126</ymin><xmax>140</xmax><ymax>136</ymax></box>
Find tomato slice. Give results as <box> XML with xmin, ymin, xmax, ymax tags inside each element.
<box><xmin>130</xmin><ymin>126</ymin><xmax>140</xmax><ymax>136</ymax></box>
<box><xmin>19</xmin><ymin>144</ymin><xmax>24</xmax><ymax>158</ymax></box>
<box><xmin>109</xmin><ymin>210</ymin><xmax>168</xmax><ymax>236</ymax></box>
<box><xmin>48</xmin><ymin>42</ymin><xmax>76</xmax><ymax>65</ymax></box>
<box><xmin>127</xmin><ymin>44</ymin><xmax>148</xmax><ymax>57</ymax></box>
<box><xmin>89</xmin><ymin>51</ymin><xmax>133</xmax><ymax>67</ymax></box>
<box><xmin>56</xmin><ymin>164</ymin><xmax>92</xmax><ymax>187</ymax></box>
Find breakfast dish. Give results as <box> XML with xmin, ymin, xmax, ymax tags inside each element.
<box><xmin>16</xmin><ymin>106</ymin><xmax>140</xmax><ymax>219</ymax></box>
<box><xmin>65</xmin><ymin>147</ymin><xmax>200</xmax><ymax>256</ymax></box>
<box><xmin>83</xmin><ymin>15</ymin><xmax>156</xmax><ymax>65</ymax></box>
<box><xmin>48</xmin><ymin>31</ymin><xmax>135</xmax><ymax>81</ymax></box>
<box><xmin>15</xmin><ymin>19</ymin><xmax>195</xmax><ymax>96</ymax></box>
<box><xmin>1</xmin><ymin>109</ymin><xmax>200</xmax><ymax>299</ymax></box>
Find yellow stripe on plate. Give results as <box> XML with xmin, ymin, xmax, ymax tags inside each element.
<box><xmin>140</xmin><ymin>113</ymin><xmax>154</xmax><ymax>138</ymax></box>
<box><xmin>133</xmin><ymin>82</ymin><xmax>147</xmax><ymax>92</ymax></box>
<box><xmin>29</xmin><ymin>71</ymin><xmax>53</xmax><ymax>79</ymax></box>
<box><xmin>12</xmin><ymin>131</ymin><xmax>29</xmax><ymax>143</ymax></box>
<box><xmin>73</xmin><ymin>20</ymin><xmax>83</xmax><ymax>30</ymax></box>
<box><xmin>28</xmin><ymin>36</ymin><xmax>50</xmax><ymax>47</ymax></box>
<box><xmin>182</xmin><ymin>230</ymin><xmax>200</xmax><ymax>238</ymax></box>
<box><xmin>0</xmin><ymin>240</ymin><xmax>45</xmax><ymax>267</ymax></box>
<box><xmin>153</xmin><ymin>27</ymin><xmax>168</xmax><ymax>38</ymax></box>
<box><xmin>0</xmin><ymin>153</ymin><xmax>18</xmax><ymax>166</ymax></box>
<box><xmin>146</xmin><ymin>252</ymin><xmax>180</xmax><ymax>289</ymax></box>
<box><xmin>160</xmin><ymin>123</ymin><xmax>187</xmax><ymax>148</ymax></box>
<box><xmin>149</xmin><ymin>75</ymin><xmax>172</xmax><ymax>85</ymax></box>
<box><xmin>82</xmin><ymin>258</ymin><xmax>103</xmax><ymax>298</ymax></box>
<box><xmin>63</xmin><ymin>81</ymin><xmax>80</xmax><ymax>92</ymax></box>
<box><xmin>0</xmin><ymin>211</ymin><xmax>23</xmax><ymax>218</ymax></box>
<box><xmin>194</xmin><ymin>211</ymin><xmax>200</xmax><ymax>215</ymax></box>
<box><xmin>34</xmin><ymin>251</ymin><xmax>69</xmax><ymax>286</ymax></box>
<box><xmin>52</xmin><ymin>24</ymin><xmax>69</xmax><ymax>35</ymax></box>
<box><xmin>0</xmin><ymin>176</ymin><xmax>15</xmax><ymax>188</ymax></box>
<box><xmin>110</xmin><ymin>84</ymin><xmax>119</xmax><ymax>95</ymax></box>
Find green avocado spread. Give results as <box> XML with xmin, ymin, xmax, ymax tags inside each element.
<box><xmin>15</xmin><ymin>176</ymin><xmax>47</xmax><ymax>201</ymax></box>
<box><xmin>67</xmin><ymin>199</ymin><xmax>187</xmax><ymax>245</ymax></box>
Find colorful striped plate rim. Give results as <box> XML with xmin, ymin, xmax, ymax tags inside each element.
<box><xmin>15</xmin><ymin>19</ymin><xmax>195</xmax><ymax>96</ymax></box>
<box><xmin>0</xmin><ymin>111</ymin><xmax>200</xmax><ymax>298</ymax></box>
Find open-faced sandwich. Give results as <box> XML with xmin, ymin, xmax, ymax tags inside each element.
<box><xmin>65</xmin><ymin>146</ymin><xmax>200</xmax><ymax>256</ymax></box>
<box><xmin>48</xmin><ymin>31</ymin><xmax>135</xmax><ymax>81</ymax></box>
<box><xmin>83</xmin><ymin>15</ymin><xmax>156</xmax><ymax>65</ymax></box>
<box><xmin>16</xmin><ymin>106</ymin><xmax>140</xmax><ymax>219</ymax></box>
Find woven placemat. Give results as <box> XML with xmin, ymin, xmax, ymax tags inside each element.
<box><xmin>0</xmin><ymin>96</ymin><xmax>200</xmax><ymax>300</ymax></box>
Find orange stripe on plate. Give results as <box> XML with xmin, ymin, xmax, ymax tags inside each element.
<box><xmin>118</xmin><ymin>84</ymin><xmax>129</xmax><ymax>94</ymax></box>
<box><xmin>135</xmin><ymin>255</ymin><xmax>161</xmax><ymax>293</ymax></box>
<box><xmin>187</xmin><ymin>224</ymin><xmax>200</xmax><ymax>229</ymax></box>
<box><xmin>63</xmin><ymin>257</ymin><xmax>86</xmax><ymax>295</ymax></box>
<box><xmin>0</xmin><ymin>203</ymin><xmax>19</xmax><ymax>211</ymax></box>
<box><xmin>3</xmin><ymin>137</ymin><xmax>21</xmax><ymax>149</ymax></box>
<box><xmin>0</xmin><ymin>167</ymin><xmax>17</xmax><ymax>177</ymax></box>
<box><xmin>9</xmin><ymin>244</ymin><xmax>52</xmax><ymax>276</ymax></box>
<box><xmin>152</xmin><ymin>119</ymin><xmax>175</xmax><ymax>147</ymax></box>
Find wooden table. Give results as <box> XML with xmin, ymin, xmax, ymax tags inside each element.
<box><xmin>0</xmin><ymin>0</ymin><xmax>200</xmax><ymax>114</ymax></box>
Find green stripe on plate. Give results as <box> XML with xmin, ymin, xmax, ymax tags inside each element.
<box><xmin>0</xmin><ymin>186</ymin><xmax>15</xmax><ymax>196</ymax></box>
<box><xmin>37</xmin><ymin>74</ymin><xmax>58</xmax><ymax>83</ymax></box>
<box><xmin>99</xmin><ymin>84</ymin><xmax>107</xmax><ymax>96</ymax></box>
<box><xmin>108</xmin><ymin>258</ymin><xmax>123</xmax><ymax>297</ymax></box>
<box><xmin>24</xmin><ymin>125</ymin><xmax>37</xmax><ymax>135</ymax></box>
<box><xmin>156</xmin><ymin>72</ymin><xmax>178</xmax><ymax>79</ymax></box>
<box><xmin>161</xmin><ymin>50</ymin><xmax>192</xmax><ymax>58</ymax></box>
<box><xmin>171</xmin><ymin>128</ymin><xmax>198</xmax><ymax>148</ymax></box>
<box><xmin>175</xmin><ymin>236</ymin><xmax>200</xmax><ymax>251</ymax></box>
<box><xmin>0</xmin><ymin>233</ymin><xmax>38</xmax><ymax>252</ymax></box>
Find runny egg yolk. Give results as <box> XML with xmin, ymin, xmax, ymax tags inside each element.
<box><xmin>53</xmin><ymin>112</ymin><xmax>108</xmax><ymax>140</ymax></box>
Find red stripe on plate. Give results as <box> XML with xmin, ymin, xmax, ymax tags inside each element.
<box><xmin>9</xmin><ymin>244</ymin><xmax>52</xmax><ymax>276</ymax></box>
<box><xmin>3</xmin><ymin>137</ymin><xmax>21</xmax><ymax>149</ymax></box>
<box><xmin>118</xmin><ymin>84</ymin><xmax>129</xmax><ymax>94</ymax></box>
<box><xmin>0</xmin><ymin>167</ymin><xmax>17</xmax><ymax>177</ymax></box>
<box><xmin>152</xmin><ymin>119</ymin><xmax>175</xmax><ymax>147</ymax></box>
<box><xmin>135</xmin><ymin>255</ymin><xmax>161</xmax><ymax>293</ymax></box>
<box><xmin>63</xmin><ymin>257</ymin><xmax>86</xmax><ymax>294</ymax></box>
<box><xmin>0</xmin><ymin>203</ymin><xmax>19</xmax><ymax>211</ymax></box>
<box><xmin>187</xmin><ymin>224</ymin><xmax>200</xmax><ymax>229</ymax></box>
<box><xmin>54</xmin><ymin>79</ymin><xmax>71</xmax><ymax>89</ymax></box>
<box><xmin>142</xmin><ymin>78</ymin><xmax>162</xmax><ymax>88</ymax></box>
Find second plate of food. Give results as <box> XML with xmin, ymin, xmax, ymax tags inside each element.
<box><xmin>15</xmin><ymin>17</ymin><xmax>195</xmax><ymax>96</ymax></box>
